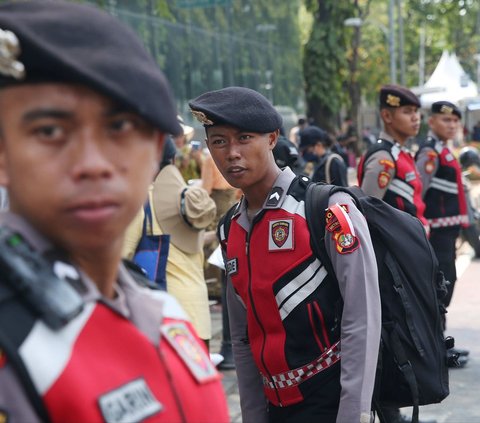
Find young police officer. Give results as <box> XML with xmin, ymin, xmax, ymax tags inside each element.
<box><xmin>358</xmin><ymin>85</ymin><xmax>435</xmax><ymax>423</ymax></box>
<box><xmin>358</xmin><ymin>85</ymin><xmax>428</xmax><ymax>231</ymax></box>
<box><xmin>416</xmin><ymin>101</ymin><xmax>469</xmax><ymax>367</ymax></box>
<box><xmin>0</xmin><ymin>2</ymin><xmax>229</xmax><ymax>422</ymax></box>
<box><xmin>189</xmin><ymin>87</ymin><xmax>381</xmax><ymax>423</ymax></box>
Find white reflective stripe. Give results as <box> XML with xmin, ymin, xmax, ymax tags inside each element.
<box><xmin>429</xmin><ymin>214</ymin><xmax>469</xmax><ymax>228</ymax></box>
<box><xmin>388</xmin><ymin>179</ymin><xmax>414</xmax><ymax>203</ymax></box>
<box><xmin>430</xmin><ymin>177</ymin><xmax>459</xmax><ymax>194</ymax></box>
<box><xmin>19</xmin><ymin>303</ymin><xmax>96</xmax><ymax>394</ymax></box>
<box><xmin>277</xmin><ymin>262</ymin><xmax>328</xmax><ymax>321</ymax></box>
<box><xmin>281</xmin><ymin>195</ymin><xmax>306</xmax><ymax>219</ymax></box>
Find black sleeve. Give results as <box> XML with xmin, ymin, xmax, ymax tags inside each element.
<box><xmin>330</xmin><ymin>158</ymin><xmax>349</xmax><ymax>187</ymax></box>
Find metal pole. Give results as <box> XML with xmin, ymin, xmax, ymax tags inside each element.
<box><xmin>419</xmin><ymin>24</ymin><xmax>425</xmax><ymax>86</ymax></box>
<box><xmin>388</xmin><ymin>0</ymin><xmax>397</xmax><ymax>84</ymax></box>
<box><xmin>397</xmin><ymin>0</ymin><xmax>405</xmax><ymax>85</ymax></box>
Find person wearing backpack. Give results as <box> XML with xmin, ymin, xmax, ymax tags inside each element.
<box><xmin>299</xmin><ymin>125</ymin><xmax>348</xmax><ymax>186</ymax></box>
<box><xmin>358</xmin><ymin>85</ymin><xmax>437</xmax><ymax>423</ymax></box>
<box><xmin>189</xmin><ymin>86</ymin><xmax>381</xmax><ymax>423</ymax></box>
<box><xmin>416</xmin><ymin>101</ymin><xmax>470</xmax><ymax>367</ymax></box>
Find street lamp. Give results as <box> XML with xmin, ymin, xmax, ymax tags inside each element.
<box><xmin>344</xmin><ymin>16</ymin><xmax>396</xmax><ymax>84</ymax></box>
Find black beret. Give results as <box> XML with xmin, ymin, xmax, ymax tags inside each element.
<box><xmin>299</xmin><ymin>126</ymin><xmax>328</xmax><ymax>149</ymax></box>
<box><xmin>189</xmin><ymin>86</ymin><xmax>282</xmax><ymax>133</ymax></box>
<box><xmin>431</xmin><ymin>101</ymin><xmax>461</xmax><ymax>119</ymax></box>
<box><xmin>0</xmin><ymin>0</ymin><xmax>182</xmax><ymax>136</ymax></box>
<box><xmin>379</xmin><ymin>84</ymin><xmax>420</xmax><ymax>109</ymax></box>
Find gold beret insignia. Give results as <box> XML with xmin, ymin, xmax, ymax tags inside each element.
<box><xmin>440</xmin><ymin>105</ymin><xmax>454</xmax><ymax>115</ymax></box>
<box><xmin>386</xmin><ymin>94</ymin><xmax>401</xmax><ymax>107</ymax></box>
<box><xmin>191</xmin><ymin>110</ymin><xmax>214</xmax><ymax>126</ymax></box>
<box><xmin>0</xmin><ymin>28</ymin><xmax>25</xmax><ymax>80</ymax></box>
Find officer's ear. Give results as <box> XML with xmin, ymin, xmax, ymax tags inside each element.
<box><xmin>267</xmin><ymin>129</ymin><xmax>280</xmax><ymax>150</ymax></box>
<box><xmin>380</xmin><ymin>108</ymin><xmax>395</xmax><ymax>125</ymax></box>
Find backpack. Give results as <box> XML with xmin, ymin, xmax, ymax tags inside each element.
<box><xmin>305</xmin><ymin>183</ymin><xmax>450</xmax><ymax>423</ymax></box>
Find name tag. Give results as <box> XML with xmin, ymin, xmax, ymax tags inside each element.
<box><xmin>98</xmin><ymin>378</ymin><xmax>162</xmax><ymax>423</ymax></box>
<box><xmin>405</xmin><ymin>171</ymin><xmax>416</xmax><ymax>182</ymax></box>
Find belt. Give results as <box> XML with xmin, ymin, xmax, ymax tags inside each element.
<box><xmin>262</xmin><ymin>341</ymin><xmax>341</xmax><ymax>390</ymax></box>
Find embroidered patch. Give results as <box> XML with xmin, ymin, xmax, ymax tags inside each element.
<box><xmin>440</xmin><ymin>104</ymin><xmax>453</xmax><ymax>115</ymax></box>
<box><xmin>161</xmin><ymin>322</ymin><xmax>218</xmax><ymax>383</ymax></box>
<box><xmin>98</xmin><ymin>378</ymin><xmax>162</xmax><ymax>423</ymax></box>
<box><xmin>191</xmin><ymin>110</ymin><xmax>213</xmax><ymax>125</ymax></box>
<box><xmin>226</xmin><ymin>258</ymin><xmax>238</xmax><ymax>276</ymax></box>
<box><xmin>378</xmin><ymin>171</ymin><xmax>391</xmax><ymax>188</ymax></box>
<box><xmin>266</xmin><ymin>187</ymin><xmax>284</xmax><ymax>207</ymax></box>
<box><xmin>379</xmin><ymin>159</ymin><xmax>395</xmax><ymax>169</ymax></box>
<box><xmin>405</xmin><ymin>171</ymin><xmax>416</xmax><ymax>182</ymax></box>
<box><xmin>326</xmin><ymin>204</ymin><xmax>360</xmax><ymax>254</ymax></box>
<box><xmin>0</xmin><ymin>29</ymin><xmax>25</xmax><ymax>80</ymax></box>
<box><xmin>425</xmin><ymin>160</ymin><xmax>435</xmax><ymax>174</ymax></box>
<box><xmin>0</xmin><ymin>349</ymin><xmax>6</xmax><ymax>368</ymax></box>
<box><xmin>386</xmin><ymin>94</ymin><xmax>400</xmax><ymax>107</ymax></box>
<box><xmin>269</xmin><ymin>219</ymin><xmax>293</xmax><ymax>251</ymax></box>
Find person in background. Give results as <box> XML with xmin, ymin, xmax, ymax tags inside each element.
<box><xmin>190</xmin><ymin>86</ymin><xmax>381</xmax><ymax>423</ymax></box>
<box><xmin>272</xmin><ymin>129</ymin><xmax>306</xmax><ymax>176</ymax></box>
<box><xmin>416</xmin><ymin>101</ymin><xmax>470</xmax><ymax>368</ymax></box>
<box><xmin>288</xmin><ymin>116</ymin><xmax>308</xmax><ymax>146</ymax></box>
<box><xmin>0</xmin><ymin>2</ymin><xmax>229</xmax><ymax>422</ymax></box>
<box><xmin>174</xmin><ymin>115</ymin><xmax>203</xmax><ymax>183</ymax></box>
<box><xmin>299</xmin><ymin>125</ymin><xmax>348</xmax><ymax>186</ymax></box>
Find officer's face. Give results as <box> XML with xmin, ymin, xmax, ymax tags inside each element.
<box><xmin>205</xmin><ymin>125</ymin><xmax>279</xmax><ymax>194</ymax></box>
<box><xmin>428</xmin><ymin>114</ymin><xmax>459</xmax><ymax>142</ymax></box>
<box><xmin>0</xmin><ymin>83</ymin><xmax>164</xmax><ymax>255</ymax></box>
<box><xmin>382</xmin><ymin>105</ymin><xmax>420</xmax><ymax>143</ymax></box>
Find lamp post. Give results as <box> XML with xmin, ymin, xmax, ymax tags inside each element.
<box><xmin>344</xmin><ymin>16</ymin><xmax>396</xmax><ymax>84</ymax></box>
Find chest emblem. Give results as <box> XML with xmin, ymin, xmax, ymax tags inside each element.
<box><xmin>269</xmin><ymin>219</ymin><xmax>293</xmax><ymax>250</ymax></box>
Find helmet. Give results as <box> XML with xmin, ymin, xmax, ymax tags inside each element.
<box><xmin>459</xmin><ymin>146</ymin><xmax>480</xmax><ymax>169</ymax></box>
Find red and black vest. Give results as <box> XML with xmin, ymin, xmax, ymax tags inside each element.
<box><xmin>417</xmin><ymin>137</ymin><xmax>468</xmax><ymax>229</ymax></box>
<box><xmin>219</xmin><ymin>178</ymin><xmax>342</xmax><ymax>407</ymax></box>
<box><xmin>358</xmin><ymin>139</ymin><xmax>428</xmax><ymax>227</ymax></box>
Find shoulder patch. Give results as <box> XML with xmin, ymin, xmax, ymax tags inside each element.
<box><xmin>378</xmin><ymin>171</ymin><xmax>391</xmax><ymax>188</ymax></box>
<box><xmin>325</xmin><ymin>203</ymin><xmax>360</xmax><ymax>254</ymax></box>
<box><xmin>424</xmin><ymin>160</ymin><xmax>435</xmax><ymax>174</ymax></box>
<box><xmin>379</xmin><ymin>159</ymin><xmax>395</xmax><ymax>169</ymax></box>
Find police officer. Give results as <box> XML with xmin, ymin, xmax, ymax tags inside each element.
<box><xmin>358</xmin><ymin>85</ymin><xmax>428</xmax><ymax>230</ymax></box>
<box><xmin>416</xmin><ymin>101</ymin><xmax>469</xmax><ymax>366</ymax></box>
<box><xmin>357</xmin><ymin>85</ymin><xmax>435</xmax><ymax>423</ymax></box>
<box><xmin>189</xmin><ymin>86</ymin><xmax>381</xmax><ymax>423</ymax></box>
<box><xmin>0</xmin><ymin>2</ymin><xmax>229</xmax><ymax>422</ymax></box>
<box><xmin>299</xmin><ymin>125</ymin><xmax>348</xmax><ymax>186</ymax></box>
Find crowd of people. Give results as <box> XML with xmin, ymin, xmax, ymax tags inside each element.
<box><xmin>0</xmin><ymin>1</ymin><xmax>479</xmax><ymax>423</ymax></box>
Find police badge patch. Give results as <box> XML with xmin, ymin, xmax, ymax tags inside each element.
<box><xmin>269</xmin><ymin>219</ymin><xmax>293</xmax><ymax>251</ymax></box>
<box><xmin>325</xmin><ymin>203</ymin><xmax>360</xmax><ymax>254</ymax></box>
<box><xmin>378</xmin><ymin>171</ymin><xmax>391</xmax><ymax>188</ymax></box>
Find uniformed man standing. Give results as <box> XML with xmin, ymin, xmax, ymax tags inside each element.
<box><xmin>0</xmin><ymin>2</ymin><xmax>229</xmax><ymax>422</ymax></box>
<box><xmin>416</xmin><ymin>101</ymin><xmax>470</xmax><ymax>367</ymax></box>
<box><xmin>189</xmin><ymin>86</ymin><xmax>381</xmax><ymax>423</ymax></box>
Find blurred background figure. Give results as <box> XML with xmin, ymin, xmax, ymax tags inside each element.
<box><xmin>288</xmin><ymin>116</ymin><xmax>308</xmax><ymax>147</ymax></box>
<box><xmin>273</xmin><ymin>129</ymin><xmax>306</xmax><ymax>175</ymax></box>
<box><xmin>175</xmin><ymin>115</ymin><xmax>204</xmax><ymax>183</ymax></box>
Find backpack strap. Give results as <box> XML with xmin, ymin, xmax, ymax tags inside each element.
<box><xmin>217</xmin><ymin>202</ymin><xmax>240</xmax><ymax>250</ymax></box>
<box><xmin>325</xmin><ymin>153</ymin><xmax>344</xmax><ymax>184</ymax></box>
<box><xmin>143</xmin><ymin>201</ymin><xmax>154</xmax><ymax>236</ymax></box>
<box><xmin>0</xmin><ymin>284</ymin><xmax>51</xmax><ymax>422</ymax></box>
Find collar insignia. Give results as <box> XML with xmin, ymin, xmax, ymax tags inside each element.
<box><xmin>0</xmin><ymin>29</ymin><xmax>25</xmax><ymax>80</ymax></box>
<box><xmin>386</xmin><ymin>94</ymin><xmax>401</xmax><ymax>107</ymax></box>
<box><xmin>191</xmin><ymin>110</ymin><xmax>214</xmax><ymax>126</ymax></box>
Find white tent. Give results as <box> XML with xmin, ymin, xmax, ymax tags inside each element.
<box><xmin>420</xmin><ymin>51</ymin><xmax>478</xmax><ymax>107</ymax></box>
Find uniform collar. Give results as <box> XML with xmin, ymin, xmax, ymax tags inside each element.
<box><xmin>427</xmin><ymin>130</ymin><xmax>445</xmax><ymax>153</ymax></box>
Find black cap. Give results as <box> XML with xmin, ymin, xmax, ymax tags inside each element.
<box><xmin>431</xmin><ymin>101</ymin><xmax>462</xmax><ymax>119</ymax></box>
<box><xmin>298</xmin><ymin>126</ymin><xmax>328</xmax><ymax>149</ymax></box>
<box><xmin>379</xmin><ymin>84</ymin><xmax>420</xmax><ymax>109</ymax></box>
<box><xmin>189</xmin><ymin>86</ymin><xmax>282</xmax><ymax>132</ymax></box>
<box><xmin>0</xmin><ymin>0</ymin><xmax>182</xmax><ymax>136</ymax></box>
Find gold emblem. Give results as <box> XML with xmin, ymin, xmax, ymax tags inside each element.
<box><xmin>440</xmin><ymin>104</ymin><xmax>453</xmax><ymax>115</ymax></box>
<box><xmin>386</xmin><ymin>94</ymin><xmax>401</xmax><ymax>107</ymax></box>
<box><xmin>0</xmin><ymin>28</ymin><xmax>25</xmax><ymax>80</ymax></box>
<box><xmin>191</xmin><ymin>110</ymin><xmax>214</xmax><ymax>126</ymax></box>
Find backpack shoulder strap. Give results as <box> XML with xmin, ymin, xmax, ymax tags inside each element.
<box><xmin>325</xmin><ymin>153</ymin><xmax>344</xmax><ymax>184</ymax></box>
<box><xmin>217</xmin><ymin>202</ymin><xmax>240</xmax><ymax>249</ymax></box>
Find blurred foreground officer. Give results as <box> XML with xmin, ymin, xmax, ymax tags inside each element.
<box><xmin>0</xmin><ymin>2</ymin><xmax>229</xmax><ymax>423</ymax></box>
<box><xmin>358</xmin><ymin>85</ymin><xmax>428</xmax><ymax>230</ymax></box>
<box><xmin>190</xmin><ymin>87</ymin><xmax>381</xmax><ymax>423</ymax></box>
<box><xmin>416</xmin><ymin>101</ymin><xmax>469</xmax><ymax>367</ymax></box>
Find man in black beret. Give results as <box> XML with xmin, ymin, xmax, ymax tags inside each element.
<box><xmin>299</xmin><ymin>125</ymin><xmax>348</xmax><ymax>186</ymax></box>
<box><xmin>0</xmin><ymin>1</ymin><xmax>229</xmax><ymax>422</ymax></box>
<box><xmin>416</xmin><ymin>101</ymin><xmax>470</xmax><ymax>368</ymax></box>
<box><xmin>190</xmin><ymin>86</ymin><xmax>381</xmax><ymax>423</ymax></box>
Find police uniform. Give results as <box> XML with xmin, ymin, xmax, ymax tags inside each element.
<box><xmin>189</xmin><ymin>87</ymin><xmax>381</xmax><ymax>423</ymax></box>
<box><xmin>0</xmin><ymin>2</ymin><xmax>228</xmax><ymax>422</ymax></box>
<box><xmin>357</xmin><ymin>85</ymin><xmax>428</xmax><ymax>230</ymax></box>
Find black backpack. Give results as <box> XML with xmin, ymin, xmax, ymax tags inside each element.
<box><xmin>305</xmin><ymin>183</ymin><xmax>450</xmax><ymax>423</ymax></box>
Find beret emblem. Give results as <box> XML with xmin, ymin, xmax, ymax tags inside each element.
<box><xmin>191</xmin><ymin>110</ymin><xmax>213</xmax><ymax>126</ymax></box>
<box><xmin>0</xmin><ymin>28</ymin><xmax>25</xmax><ymax>80</ymax></box>
<box><xmin>386</xmin><ymin>94</ymin><xmax>400</xmax><ymax>107</ymax></box>
<box><xmin>440</xmin><ymin>104</ymin><xmax>453</xmax><ymax>115</ymax></box>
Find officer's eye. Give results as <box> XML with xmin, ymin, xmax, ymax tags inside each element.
<box><xmin>33</xmin><ymin>125</ymin><xmax>64</xmax><ymax>141</ymax></box>
<box><xmin>210</xmin><ymin>138</ymin><xmax>226</xmax><ymax>146</ymax></box>
<box><xmin>109</xmin><ymin>117</ymin><xmax>135</xmax><ymax>133</ymax></box>
<box><xmin>239</xmin><ymin>134</ymin><xmax>253</xmax><ymax>141</ymax></box>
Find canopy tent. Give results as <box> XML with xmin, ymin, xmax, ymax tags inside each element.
<box><xmin>419</xmin><ymin>51</ymin><xmax>478</xmax><ymax>107</ymax></box>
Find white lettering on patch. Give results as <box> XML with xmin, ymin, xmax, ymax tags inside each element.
<box><xmin>98</xmin><ymin>378</ymin><xmax>162</xmax><ymax>423</ymax></box>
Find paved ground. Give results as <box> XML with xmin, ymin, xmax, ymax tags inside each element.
<box><xmin>210</xmin><ymin>240</ymin><xmax>480</xmax><ymax>423</ymax></box>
